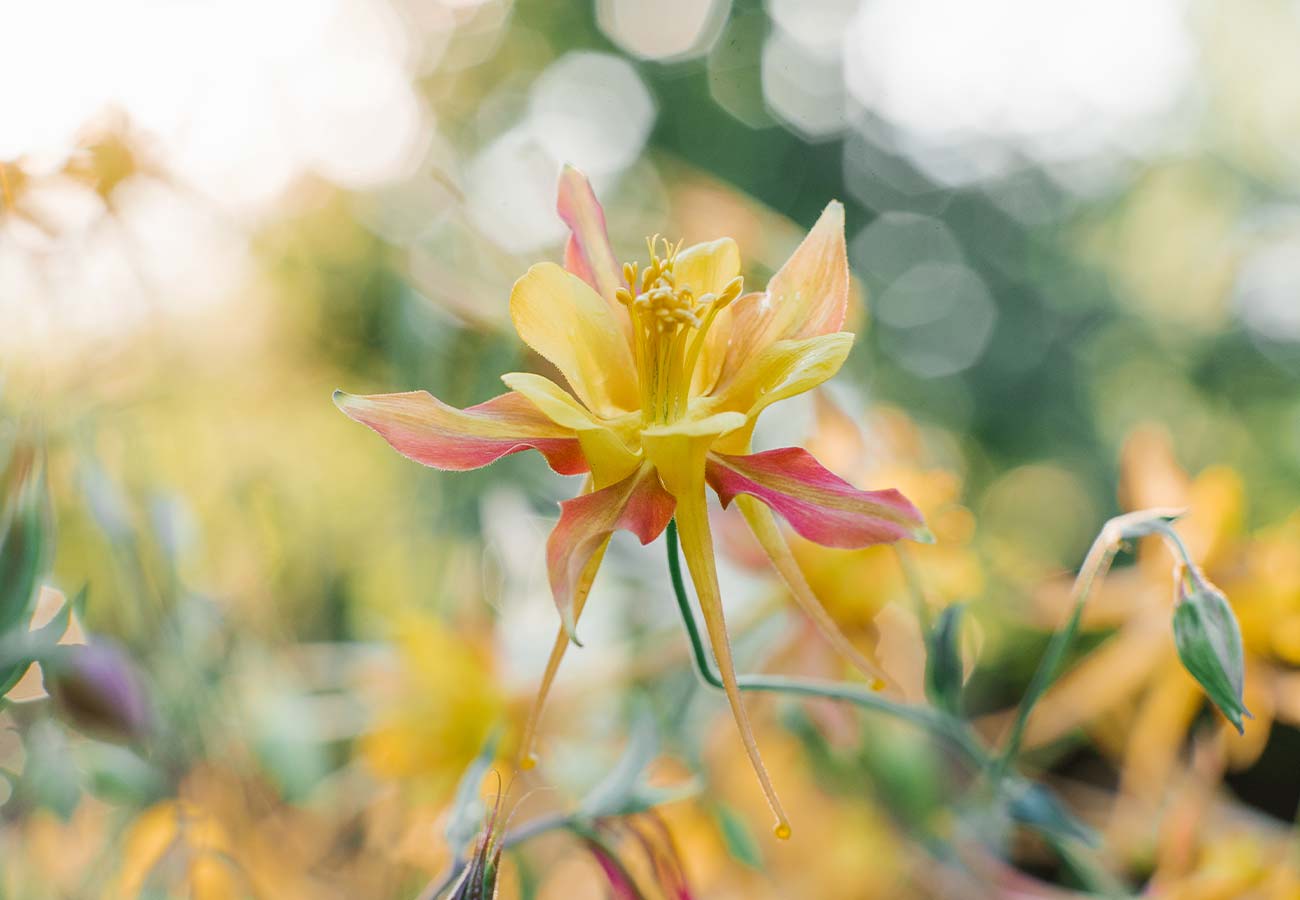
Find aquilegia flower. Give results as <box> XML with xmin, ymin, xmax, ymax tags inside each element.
<box><xmin>335</xmin><ymin>167</ymin><xmax>928</xmax><ymax>836</ymax></box>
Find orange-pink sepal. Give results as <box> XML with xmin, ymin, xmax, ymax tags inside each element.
<box><xmin>333</xmin><ymin>389</ymin><xmax>588</xmax><ymax>475</ymax></box>
<box><xmin>547</xmin><ymin>465</ymin><xmax>675</xmax><ymax>641</ymax></box>
<box><xmin>705</xmin><ymin>447</ymin><xmax>929</xmax><ymax>548</ymax></box>
<box><xmin>556</xmin><ymin>165</ymin><xmax>624</xmax><ymax>303</ymax></box>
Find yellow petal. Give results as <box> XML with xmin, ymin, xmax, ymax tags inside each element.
<box><xmin>692</xmin><ymin>302</ymin><xmax>735</xmax><ymax>397</ymax></box>
<box><xmin>707</xmin><ymin>332</ymin><xmax>853</xmax><ymax>454</ymax></box>
<box><xmin>502</xmin><ymin>372</ymin><xmax>641</xmax><ymax>487</ymax></box>
<box><xmin>509</xmin><ymin>262</ymin><xmax>640</xmax><ymax>417</ymax></box>
<box><xmin>117</xmin><ymin>803</ymin><xmax>180</xmax><ymax>896</ymax></box>
<box><xmin>1116</xmin><ymin>661</ymin><xmax>1203</xmax><ymax>804</ymax></box>
<box><xmin>674</xmin><ymin>237</ymin><xmax>740</xmax><ymax>298</ymax></box>
<box><xmin>715</xmin><ymin>201</ymin><xmax>848</xmax><ymax>390</ymax></box>
<box><xmin>642</xmin><ymin>411</ymin><xmax>746</xmax><ymax>498</ymax></box>
<box><xmin>673</xmin><ymin>489</ymin><xmax>790</xmax><ymax>838</ymax></box>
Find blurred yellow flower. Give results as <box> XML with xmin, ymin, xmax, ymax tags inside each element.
<box><xmin>361</xmin><ymin>611</ymin><xmax>505</xmax><ymax>795</ymax></box>
<box><xmin>1153</xmin><ymin>833</ymin><xmax>1300</xmax><ymax>900</ymax></box>
<box><xmin>117</xmin><ymin>799</ymin><xmax>240</xmax><ymax>900</ymax></box>
<box><xmin>1139</xmin><ymin>748</ymin><xmax>1300</xmax><ymax>900</ymax></box>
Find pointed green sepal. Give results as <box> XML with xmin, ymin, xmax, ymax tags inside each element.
<box><xmin>1173</xmin><ymin>578</ymin><xmax>1251</xmax><ymax>734</ymax></box>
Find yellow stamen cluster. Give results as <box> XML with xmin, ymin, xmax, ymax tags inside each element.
<box><xmin>616</xmin><ymin>236</ymin><xmax>744</xmax><ymax>424</ymax></box>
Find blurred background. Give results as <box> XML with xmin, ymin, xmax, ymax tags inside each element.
<box><xmin>3</xmin><ymin>0</ymin><xmax>1300</xmax><ymax>897</ymax></box>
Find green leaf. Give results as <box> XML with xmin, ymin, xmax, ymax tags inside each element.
<box><xmin>578</xmin><ymin>709</ymin><xmax>658</xmax><ymax>820</ymax></box>
<box><xmin>0</xmin><ymin>450</ymin><xmax>52</xmax><ymax>637</ymax></box>
<box><xmin>575</xmin><ymin>708</ymin><xmax>697</xmax><ymax>821</ymax></box>
<box><xmin>1173</xmin><ymin>580</ymin><xmax>1251</xmax><ymax>733</ymax></box>
<box><xmin>0</xmin><ymin>659</ymin><xmax>31</xmax><ymax>698</ymax></box>
<box><xmin>28</xmin><ymin>590</ymin><xmax>74</xmax><ymax>646</ymax></box>
<box><xmin>80</xmin><ymin>743</ymin><xmax>165</xmax><ymax>805</ymax></box>
<box><xmin>0</xmin><ymin>585</ymin><xmax>78</xmax><ymax>701</ymax></box>
<box><xmin>68</xmin><ymin>584</ymin><xmax>89</xmax><ymax>620</ymax></box>
<box><xmin>713</xmin><ymin>803</ymin><xmax>764</xmax><ymax>869</ymax></box>
<box><xmin>924</xmin><ymin>604</ymin><xmax>965</xmax><ymax>716</ymax></box>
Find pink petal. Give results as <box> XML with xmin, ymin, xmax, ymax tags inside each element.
<box><xmin>556</xmin><ymin>165</ymin><xmax>624</xmax><ymax>302</ymax></box>
<box><xmin>547</xmin><ymin>465</ymin><xmax>675</xmax><ymax>639</ymax></box>
<box><xmin>334</xmin><ymin>389</ymin><xmax>588</xmax><ymax>475</ymax></box>
<box><xmin>706</xmin><ymin>447</ymin><xmax>928</xmax><ymax>548</ymax></box>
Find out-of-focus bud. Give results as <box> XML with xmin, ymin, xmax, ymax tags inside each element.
<box><xmin>449</xmin><ymin>796</ymin><xmax>504</xmax><ymax>900</ymax></box>
<box><xmin>47</xmin><ymin>640</ymin><xmax>153</xmax><ymax>743</ymax></box>
<box><xmin>925</xmin><ymin>604</ymin><xmax>966</xmax><ymax>716</ymax></box>
<box><xmin>1173</xmin><ymin>575</ymin><xmax>1251</xmax><ymax>734</ymax></box>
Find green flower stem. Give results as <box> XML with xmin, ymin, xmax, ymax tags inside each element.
<box><xmin>894</xmin><ymin>544</ymin><xmax>933</xmax><ymax>637</ymax></box>
<box><xmin>1154</xmin><ymin>522</ymin><xmax>1209</xmax><ymax>590</ymax></box>
<box><xmin>569</xmin><ymin>823</ymin><xmax>647</xmax><ymax>898</ymax></box>
<box><xmin>994</xmin><ymin>526</ymin><xmax>1121</xmax><ymax>777</ymax></box>
<box><xmin>664</xmin><ymin>521</ymin><xmax>988</xmax><ymax>766</ymax></box>
<box><xmin>1046</xmin><ymin>833</ymin><xmax>1129</xmax><ymax>899</ymax></box>
<box><xmin>995</xmin><ymin>510</ymin><xmax>1202</xmax><ymax>777</ymax></box>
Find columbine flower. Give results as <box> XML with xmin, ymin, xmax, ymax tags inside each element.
<box><xmin>335</xmin><ymin>166</ymin><xmax>928</xmax><ymax>836</ymax></box>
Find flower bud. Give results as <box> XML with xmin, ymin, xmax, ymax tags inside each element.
<box><xmin>924</xmin><ymin>604</ymin><xmax>965</xmax><ymax>716</ymax></box>
<box><xmin>47</xmin><ymin>640</ymin><xmax>153</xmax><ymax>743</ymax></box>
<box><xmin>1173</xmin><ymin>577</ymin><xmax>1251</xmax><ymax>734</ymax></box>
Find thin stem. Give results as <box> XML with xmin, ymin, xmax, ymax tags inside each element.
<box><xmin>1045</xmin><ymin>833</ymin><xmax>1129</xmax><ymax>899</ymax></box>
<box><xmin>895</xmin><ymin>543</ymin><xmax>934</xmax><ymax>637</ymax></box>
<box><xmin>664</xmin><ymin>521</ymin><xmax>988</xmax><ymax>766</ymax></box>
<box><xmin>995</xmin><ymin>525</ymin><xmax>1124</xmax><ymax>775</ymax></box>
<box><xmin>995</xmin><ymin>511</ymin><xmax>1206</xmax><ymax>775</ymax></box>
<box><xmin>575</xmin><ymin>825</ymin><xmax>648</xmax><ymax>899</ymax></box>
<box><xmin>1152</xmin><ymin>521</ymin><xmax>1208</xmax><ymax>590</ymax></box>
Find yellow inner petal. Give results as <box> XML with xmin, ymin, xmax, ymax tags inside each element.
<box><xmin>706</xmin><ymin>332</ymin><xmax>853</xmax><ymax>455</ymax></box>
<box><xmin>510</xmin><ymin>262</ymin><xmax>640</xmax><ymax>418</ymax></box>
<box><xmin>503</xmin><ymin>372</ymin><xmax>641</xmax><ymax>487</ymax></box>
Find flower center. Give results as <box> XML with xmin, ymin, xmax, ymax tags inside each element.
<box><xmin>616</xmin><ymin>236</ymin><xmax>744</xmax><ymax>425</ymax></box>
